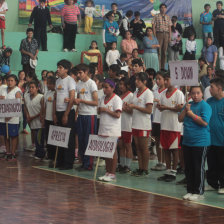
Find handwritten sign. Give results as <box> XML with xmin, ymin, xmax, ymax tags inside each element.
<box><xmin>169</xmin><ymin>60</ymin><xmax>198</xmax><ymax>86</ymax></box>
<box><xmin>85</xmin><ymin>135</ymin><xmax>118</xmax><ymax>159</ymax></box>
<box><xmin>47</xmin><ymin>125</ymin><xmax>71</xmax><ymax>148</ymax></box>
<box><xmin>0</xmin><ymin>99</ymin><xmax>22</xmax><ymax>117</ymax></box>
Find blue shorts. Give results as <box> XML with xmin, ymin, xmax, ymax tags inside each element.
<box><xmin>0</xmin><ymin>122</ymin><xmax>19</xmax><ymax>137</ymax></box>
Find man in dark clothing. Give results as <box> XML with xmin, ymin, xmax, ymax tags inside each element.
<box><xmin>212</xmin><ymin>1</ymin><xmax>224</xmax><ymax>47</ymax></box>
<box><xmin>29</xmin><ymin>0</ymin><xmax>52</xmax><ymax>51</ymax></box>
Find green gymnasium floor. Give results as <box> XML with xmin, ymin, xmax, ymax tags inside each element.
<box><xmin>34</xmin><ymin>160</ymin><xmax>224</xmax><ymax>210</ymax></box>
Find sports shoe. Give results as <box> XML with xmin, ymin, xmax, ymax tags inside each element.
<box><xmin>103</xmin><ymin>173</ymin><xmax>116</xmax><ymax>182</ymax></box>
<box><xmin>63</xmin><ymin>48</ymin><xmax>68</xmax><ymax>52</ymax></box>
<box><xmin>24</xmin><ymin>145</ymin><xmax>36</xmax><ymax>152</ymax></box>
<box><xmin>98</xmin><ymin>172</ymin><xmax>109</xmax><ymax>181</ymax></box>
<box><xmin>71</xmin><ymin>48</ymin><xmax>77</xmax><ymax>52</ymax></box>
<box><xmin>157</xmin><ymin>174</ymin><xmax>169</xmax><ymax>181</ymax></box>
<box><xmin>218</xmin><ymin>188</ymin><xmax>224</xmax><ymax>194</ymax></box>
<box><xmin>0</xmin><ymin>146</ymin><xmax>6</xmax><ymax>153</ymax></box>
<box><xmin>131</xmin><ymin>169</ymin><xmax>143</xmax><ymax>176</ymax></box>
<box><xmin>5</xmin><ymin>153</ymin><xmax>12</xmax><ymax>161</ymax></box>
<box><xmin>151</xmin><ymin>163</ymin><xmax>166</xmax><ymax>171</ymax></box>
<box><xmin>183</xmin><ymin>193</ymin><xmax>193</xmax><ymax>200</ymax></box>
<box><xmin>11</xmin><ymin>154</ymin><xmax>17</xmax><ymax>161</ymax></box>
<box><xmin>120</xmin><ymin>166</ymin><xmax>131</xmax><ymax>174</ymax></box>
<box><xmin>205</xmin><ymin>185</ymin><xmax>216</xmax><ymax>191</ymax></box>
<box><xmin>142</xmin><ymin>170</ymin><xmax>149</xmax><ymax>176</ymax></box>
<box><xmin>164</xmin><ymin>174</ymin><xmax>176</xmax><ymax>182</ymax></box>
<box><xmin>34</xmin><ymin>156</ymin><xmax>42</xmax><ymax>160</ymax></box>
<box><xmin>188</xmin><ymin>194</ymin><xmax>204</xmax><ymax>201</ymax></box>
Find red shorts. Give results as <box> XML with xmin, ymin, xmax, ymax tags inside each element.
<box><xmin>0</xmin><ymin>19</ymin><xmax>5</xmax><ymax>29</ymax></box>
<box><xmin>160</xmin><ymin>130</ymin><xmax>181</xmax><ymax>150</ymax></box>
<box><xmin>120</xmin><ymin>131</ymin><xmax>132</xmax><ymax>143</ymax></box>
<box><xmin>132</xmin><ymin>129</ymin><xmax>150</xmax><ymax>137</ymax></box>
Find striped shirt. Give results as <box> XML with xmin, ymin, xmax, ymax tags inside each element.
<box><xmin>61</xmin><ymin>5</ymin><xmax>80</xmax><ymax>24</ymax></box>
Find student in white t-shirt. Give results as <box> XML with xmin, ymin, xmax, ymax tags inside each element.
<box><xmin>117</xmin><ymin>77</ymin><xmax>133</xmax><ymax>173</ymax></box>
<box><xmin>98</xmin><ymin>79</ymin><xmax>122</xmax><ymax>182</ymax></box>
<box><xmin>75</xmin><ymin>63</ymin><xmax>98</xmax><ymax>171</ymax></box>
<box><xmin>43</xmin><ymin>76</ymin><xmax>56</xmax><ymax>168</ymax></box>
<box><xmin>127</xmin><ymin>72</ymin><xmax>154</xmax><ymax>176</ymax></box>
<box><xmin>24</xmin><ymin>81</ymin><xmax>44</xmax><ymax>160</ymax></box>
<box><xmin>54</xmin><ymin>59</ymin><xmax>76</xmax><ymax>170</ymax></box>
<box><xmin>157</xmin><ymin>72</ymin><xmax>184</xmax><ymax>182</ymax></box>
<box><xmin>151</xmin><ymin>71</ymin><xmax>167</xmax><ymax>171</ymax></box>
<box><xmin>106</xmin><ymin>42</ymin><xmax>120</xmax><ymax>67</ymax></box>
<box><xmin>0</xmin><ymin>75</ymin><xmax>21</xmax><ymax>160</ymax></box>
<box><xmin>0</xmin><ymin>0</ymin><xmax>8</xmax><ymax>48</ymax></box>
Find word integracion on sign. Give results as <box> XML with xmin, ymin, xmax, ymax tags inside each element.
<box><xmin>85</xmin><ymin>135</ymin><xmax>118</xmax><ymax>159</ymax></box>
<box><xmin>0</xmin><ymin>99</ymin><xmax>22</xmax><ymax>117</ymax></box>
<box><xmin>169</xmin><ymin>60</ymin><xmax>198</xmax><ymax>86</ymax></box>
<box><xmin>47</xmin><ymin>125</ymin><xmax>71</xmax><ymax>148</ymax></box>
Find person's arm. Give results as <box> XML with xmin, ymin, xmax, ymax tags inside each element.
<box><xmin>178</xmin><ymin>104</ymin><xmax>188</xmax><ymax>122</ymax></box>
<box><xmin>152</xmin><ymin>17</ymin><xmax>156</xmax><ymax>36</ymax></box>
<box><xmin>118</xmin><ymin>11</ymin><xmax>123</xmax><ymax>26</ymax></box>
<box><xmin>99</xmin><ymin>107</ymin><xmax>121</xmax><ymax>118</ymax></box>
<box><xmin>158</xmin><ymin>103</ymin><xmax>183</xmax><ymax>112</ymax></box>
<box><xmin>129</xmin><ymin>103</ymin><xmax>153</xmax><ymax>114</ymax></box>
<box><xmin>39</xmin><ymin>97</ymin><xmax>45</xmax><ymax>126</ymax></box>
<box><xmin>61</xmin><ymin>7</ymin><xmax>65</xmax><ymax>28</ymax></box>
<box><xmin>28</xmin><ymin>7</ymin><xmax>36</xmax><ymax>26</ymax></box>
<box><xmin>213</xmin><ymin>50</ymin><xmax>218</xmax><ymax>68</ymax></box>
<box><xmin>123</xmin><ymin>18</ymin><xmax>128</xmax><ymax>31</ymax></box>
<box><xmin>186</xmin><ymin>110</ymin><xmax>209</xmax><ymax>126</ymax></box>
<box><xmin>75</xmin><ymin>91</ymin><xmax>98</xmax><ymax>106</ymax></box>
<box><xmin>102</xmin><ymin>28</ymin><xmax>106</xmax><ymax>47</ymax></box>
<box><xmin>106</xmin><ymin>51</ymin><xmax>111</xmax><ymax>66</ymax></box>
<box><xmin>219</xmin><ymin>47</ymin><xmax>224</xmax><ymax>59</ymax></box>
<box><xmin>47</xmin><ymin>8</ymin><xmax>52</xmax><ymax>27</ymax></box>
<box><xmin>24</xmin><ymin>102</ymin><xmax>31</xmax><ymax>123</ymax></box>
<box><xmin>53</xmin><ymin>92</ymin><xmax>57</xmax><ymax>124</ymax></box>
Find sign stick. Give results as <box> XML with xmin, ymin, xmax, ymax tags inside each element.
<box><xmin>94</xmin><ymin>157</ymin><xmax>100</xmax><ymax>181</ymax></box>
<box><xmin>6</xmin><ymin>122</ymin><xmax>9</xmax><ymax>139</ymax></box>
<box><xmin>185</xmin><ymin>86</ymin><xmax>188</xmax><ymax>103</ymax></box>
<box><xmin>54</xmin><ymin>146</ymin><xmax>59</xmax><ymax>169</ymax></box>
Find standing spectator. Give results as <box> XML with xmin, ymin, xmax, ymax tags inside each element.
<box><xmin>119</xmin><ymin>10</ymin><xmax>133</xmax><ymax>38</ymax></box>
<box><xmin>198</xmin><ymin>57</ymin><xmax>208</xmax><ymax>80</ymax></box>
<box><xmin>212</xmin><ymin>1</ymin><xmax>224</xmax><ymax>47</ymax></box>
<box><xmin>183</xmin><ymin>33</ymin><xmax>196</xmax><ymax>60</ymax></box>
<box><xmin>19</xmin><ymin>28</ymin><xmax>39</xmax><ymax>76</ymax></box>
<box><xmin>130</xmin><ymin>11</ymin><xmax>146</xmax><ymax>41</ymax></box>
<box><xmin>200</xmin><ymin>4</ymin><xmax>213</xmax><ymax>44</ymax></box>
<box><xmin>142</xmin><ymin>27</ymin><xmax>160</xmax><ymax>71</ymax></box>
<box><xmin>29</xmin><ymin>0</ymin><xmax>52</xmax><ymax>51</ymax></box>
<box><xmin>201</xmin><ymin>37</ymin><xmax>218</xmax><ymax>68</ymax></box>
<box><xmin>104</xmin><ymin>3</ymin><xmax>122</xmax><ymax>27</ymax></box>
<box><xmin>171</xmin><ymin>16</ymin><xmax>182</xmax><ymax>35</ymax></box>
<box><xmin>106</xmin><ymin>42</ymin><xmax>120</xmax><ymax>67</ymax></box>
<box><xmin>0</xmin><ymin>0</ymin><xmax>8</xmax><ymax>49</ymax></box>
<box><xmin>152</xmin><ymin>3</ymin><xmax>172</xmax><ymax>70</ymax></box>
<box><xmin>0</xmin><ymin>47</ymin><xmax>12</xmax><ymax>68</ymax></box>
<box><xmin>84</xmin><ymin>0</ymin><xmax>97</xmax><ymax>34</ymax></box>
<box><xmin>61</xmin><ymin>0</ymin><xmax>81</xmax><ymax>52</ymax></box>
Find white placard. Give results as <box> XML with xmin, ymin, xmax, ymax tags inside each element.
<box><xmin>85</xmin><ymin>135</ymin><xmax>118</xmax><ymax>159</ymax></box>
<box><xmin>47</xmin><ymin>125</ymin><xmax>71</xmax><ymax>148</ymax></box>
<box><xmin>169</xmin><ymin>60</ymin><xmax>198</xmax><ymax>86</ymax></box>
<box><xmin>0</xmin><ymin>99</ymin><xmax>22</xmax><ymax>117</ymax></box>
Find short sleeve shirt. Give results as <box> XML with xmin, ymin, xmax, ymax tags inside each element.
<box><xmin>151</xmin><ymin>13</ymin><xmax>172</xmax><ymax>32</ymax></box>
<box><xmin>202</xmin><ymin>45</ymin><xmax>217</xmax><ymax>63</ymax></box>
<box><xmin>0</xmin><ymin>2</ymin><xmax>8</xmax><ymax>18</ymax></box>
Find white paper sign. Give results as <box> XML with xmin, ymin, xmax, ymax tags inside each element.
<box><xmin>47</xmin><ymin>125</ymin><xmax>71</xmax><ymax>148</ymax></box>
<box><xmin>0</xmin><ymin>99</ymin><xmax>22</xmax><ymax>117</ymax></box>
<box><xmin>169</xmin><ymin>60</ymin><xmax>198</xmax><ymax>86</ymax></box>
<box><xmin>85</xmin><ymin>135</ymin><xmax>118</xmax><ymax>159</ymax></box>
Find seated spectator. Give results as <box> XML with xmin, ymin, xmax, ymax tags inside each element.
<box><xmin>0</xmin><ymin>47</ymin><xmax>12</xmax><ymax>68</ymax></box>
<box><xmin>198</xmin><ymin>57</ymin><xmax>208</xmax><ymax>79</ymax></box>
<box><xmin>183</xmin><ymin>33</ymin><xmax>196</xmax><ymax>60</ymax></box>
<box><xmin>200</xmin><ymin>65</ymin><xmax>214</xmax><ymax>90</ymax></box>
<box><xmin>115</xmin><ymin>53</ymin><xmax>128</xmax><ymax>72</ymax></box>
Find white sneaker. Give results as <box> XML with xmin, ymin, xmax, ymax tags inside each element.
<box><xmin>63</xmin><ymin>48</ymin><xmax>68</xmax><ymax>52</ymax></box>
<box><xmin>205</xmin><ymin>185</ymin><xmax>216</xmax><ymax>191</ymax></box>
<box><xmin>188</xmin><ymin>194</ymin><xmax>204</xmax><ymax>201</ymax></box>
<box><xmin>218</xmin><ymin>188</ymin><xmax>224</xmax><ymax>194</ymax></box>
<box><xmin>34</xmin><ymin>156</ymin><xmax>41</xmax><ymax>160</ymax></box>
<box><xmin>98</xmin><ymin>172</ymin><xmax>108</xmax><ymax>181</ymax></box>
<box><xmin>71</xmin><ymin>48</ymin><xmax>77</xmax><ymax>52</ymax></box>
<box><xmin>183</xmin><ymin>193</ymin><xmax>192</xmax><ymax>200</ymax></box>
<box><xmin>98</xmin><ymin>159</ymin><xmax>105</xmax><ymax>167</ymax></box>
<box><xmin>0</xmin><ymin>146</ymin><xmax>6</xmax><ymax>153</ymax></box>
<box><xmin>103</xmin><ymin>174</ymin><xmax>116</xmax><ymax>182</ymax></box>
<box><xmin>24</xmin><ymin>145</ymin><xmax>36</xmax><ymax>152</ymax></box>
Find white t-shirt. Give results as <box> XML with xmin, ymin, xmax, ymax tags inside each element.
<box><xmin>44</xmin><ymin>90</ymin><xmax>55</xmax><ymax>121</ymax></box>
<box><xmin>121</xmin><ymin>91</ymin><xmax>133</xmax><ymax>132</ymax></box>
<box><xmin>0</xmin><ymin>2</ymin><xmax>8</xmax><ymax>18</ymax></box>
<box><xmin>98</xmin><ymin>94</ymin><xmax>122</xmax><ymax>137</ymax></box>
<box><xmin>56</xmin><ymin>76</ymin><xmax>76</xmax><ymax>112</ymax></box>
<box><xmin>97</xmin><ymin>88</ymin><xmax>104</xmax><ymax>119</ymax></box>
<box><xmin>160</xmin><ymin>88</ymin><xmax>184</xmax><ymax>132</ymax></box>
<box><xmin>106</xmin><ymin>50</ymin><xmax>120</xmax><ymax>67</ymax></box>
<box><xmin>204</xmin><ymin>86</ymin><xmax>211</xmax><ymax>101</ymax></box>
<box><xmin>24</xmin><ymin>93</ymin><xmax>43</xmax><ymax>129</ymax></box>
<box><xmin>85</xmin><ymin>7</ymin><xmax>95</xmax><ymax>17</ymax></box>
<box><xmin>0</xmin><ymin>87</ymin><xmax>22</xmax><ymax>124</ymax></box>
<box><xmin>132</xmin><ymin>88</ymin><xmax>154</xmax><ymax>130</ymax></box>
<box><xmin>77</xmin><ymin>79</ymin><xmax>98</xmax><ymax>115</ymax></box>
<box><xmin>153</xmin><ymin>87</ymin><xmax>167</xmax><ymax>124</ymax></box>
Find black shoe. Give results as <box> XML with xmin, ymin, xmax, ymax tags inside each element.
<box><xmin>116</xmin><ymin>165</ymin><xmax>124</xmax><ymax>172</ymax></box>
<box><xmin>177</xmin><ymin>168</ymin><xmax>185</xmax><ymax>175</ymax></box>
<box><xmin>176</xmin><ymin>177</ymin><xmax>187</xmax><ymax>185</ymax></box>
<box><xmin>131</xmin><ymin>169</ymin><xmax>143</xmax><ymax>176</ymax></box>
<box><xmin>120</xmin><ymin>166</ymin><xmax>131</xmax><ymax>174</ymax></box>
<box><xmin>157</xmin><ymin>174</ymin><xmax>168</xmax><ymax>181</ymax></box>
<box><xmin>59</xmin><ymin>166</ymin><xmax>73</xmax><ymax>170</ymax></box>
<box><xmin>164</xmin><ymin>175</ymin><xmax>176</xmax><ymax>182</ymax></box>
<box><xmin>142</xmin><ymin>170</ymin><xmax>149</xmax><ymax>176</ymax></box>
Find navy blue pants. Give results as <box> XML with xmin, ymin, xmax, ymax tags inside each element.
<box><xmin>77</xmin><ymin>115</ymin><xmax>97</xmax><ymax>169</ymax></box>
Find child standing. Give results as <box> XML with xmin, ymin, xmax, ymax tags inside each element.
<box><xmin>157</xmin><ymin>72</ymin><xmax>184</xmax><ymax>182</ymax></box>
<box><xmin>84</xmin><ymin>0</ymin><xmax>96</xmax><ymax>34</ymax></box>
<box><xmin>98</xmin><ymin>79</ymin><xmax>122</xmax><ymax>182</ymax></box>
<box><xmin>106</xmin><ymin>42</ymin><xmax>120</xmax><ymax>67</ymax></box>
<box><xmin>183</xmin><ymin>33</ymin><xmax>197</xmax><ymax>60</ymax></box>
<box><xmin>0</xmin><ymin>0</ymin><xmax>8</xmax><ymax>49</ymax></box>
<box><xmin>0</xmin><ymin>75</ymin><xmax>21</xmax><ymax>160</ymax></box>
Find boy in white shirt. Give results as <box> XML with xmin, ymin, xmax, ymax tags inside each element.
<box><xmin>54</xmin><ymin>59</ymin><xmax>76</xmax><ymax>170</ymax></box>
<box><xmin>157</xmin><ymin>72</ymin><xmax>184</xmax><ymax>182</ymax></box>
<box><xmin>75</xmin><ymin>63</ymin><xmax>98</xmax><ymax>171</ymax></box>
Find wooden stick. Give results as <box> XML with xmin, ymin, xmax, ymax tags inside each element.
<box><xmin>54</xmin><ymin>146</ymin><xmax>59</xmax><ymax>169</ymax></box>
<box><xmin>94</xmin><ymin>157</ymin><xmax>100</xmax><ymax>181</ymax></box>
<box><xmin>6</xmin><ymin>122</ymin><xmax>9</xmax><ymax>139</ymax></box>
<box><xmin>185</xmin><ymin>86</ymin><xmax>188</xmax><ymax>103</ymax></box>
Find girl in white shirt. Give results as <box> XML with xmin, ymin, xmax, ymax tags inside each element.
<box><xmin>0</xmin><ymin>75</ymin><xmax>21</xmax><ymax>160</ymax></box>
<box><xmin>106</xmin><ymin>42</ymin><xmax>120</xmax><ymax>67</ymax></box>
<box><xmin>127</xmin><ymin>72</ymin><xmax>154</xmax><ymax>176</ymax></box>
<box><xmin>183</xmin><ymin>34</ymin><xmax>196</xmax><ymax>60</ymax></box>
<box><xmin>98</xmin><ymin>79</ymin><xmax>122</xmax><ymax>182</ymax></box>
<box><xmin>117</xmin><ymin>77</ymin><xmax>133</xmax><ymax>173</ymax></box>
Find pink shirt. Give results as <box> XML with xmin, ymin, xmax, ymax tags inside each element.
<box><xmin>61</xmin><ymin>5</ymin><xmax>80</xmax><ymax>23</ymax></box>
<box><xmin>120</xmin><ymin>39</ymin><xmax>138</xmax><ymax>59</ymax></box>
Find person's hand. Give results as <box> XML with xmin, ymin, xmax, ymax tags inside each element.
<box><xmin>99</xmin><ymin>107</ymin><xmax>109</xmax><ymax>113</ymax></box>
<box><xmin>127</xmin><ymin>104</ymin><xmax>136</xmax><ymax>109</ymax></box>
<box><xmin>62</xmin><ymin>113</ymin><xmax>68</xmax><ymax>126</ymax></box>
<box><xmin>213</xmin><ymin>63</ymin><xmax>216</xmax><ymax>69</ymax></box>
<box><xmin>0</xmin><ymin>95</ymin><xmax>5</xmax><ymax>99</ymax></box>
<box><xmin>49</xmin><ymin>24</ymin><xmax>53</xmax><ymax>29</ymax></box>
<box><xmin>113</xmin><ymin>33</ymin><xmax>117</xmax><ymax>36</ymax></box>
<box><xmin>157</xmin><ymin>104</ymin><xmax>166</xmax><ymax>111</ymax></box>
<box><xmin>27</xmin><ymin>115</ymin><xmax>31</xmax><ymax>123</ymax></box>
<box><xmin>64</xmin><ymin>97</ymin><xmax>70</xmax><ymax>103</ymax></box>
<box><xmin>5</xmin><ymin>117</ymin><xmax>11</xmax><ymax>122</ymax></box>
<box><xmin>62</xmin><ymin>23</ymin><xmax>65</xmax><ymax>29</ymax></box>
<box><xmin>28</xmin><ymin>23</ymin><xmax>32</xmax><ymax>27</ymax></box>
<box><xmin>175</xmin><ymin>104</ymin><xmax>182</xmax><ymax>111</ymax></box>
<box><xmin>53</xmin><ymin>114</ymin><xmax>57</xmax><ymax>125</ymax></box>
<box><xmin>185</xmin><ymin>103</ymin><xmax>191</xmax><ymax>112</ymax></box>
<box><xmin>186</xmin><ymin>110</ymin><xmax>194</xmax><ymax>117</ymax></box>
<box><xmin>30</xmin><ymin>54</ymin><xmax>35</xmax><ymax>60</ymax></box>
<box><xmin>103</xmin><ymin>43</ymin><xmax>107</xmax><ymax>48</ymax></box>
<box><xmin>74</xmin><ymin>98</ymin><xmax>82</xmax><ymax>105</ymax></box>
<box><xmin>154</xmin><ymin>99</ymin><xmax>159</xmax><ymax>103</ymax></box>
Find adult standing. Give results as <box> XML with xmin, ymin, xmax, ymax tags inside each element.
<box><xmin>19</xmin><ymin>28</ymin><xmax>39</xmax><ymax>76</ymax></box>
<box><xmin>212</xmin><ymin>1</ymin><xmax>224</xmax><ymax>48</ymax></box>
<box><xmin>61</xmin><ymin>0</ymin><xmax>81</xmax><ymax>52</ymax></box>
<box><xmin>120</xmin><ymin>30</ymin><xmax>138</xmax><ymax>59</ymax></box>
<box><xmin>152</xmin><ymin>3</ymin><xmax>172</xmax><ymax>70</ymax></box>
<box><xmin>142</xmin><ymin>27</ymin><xmax>160</xmax><ymax>71</ymax></box>
<box><xmin>29</xmin><ymin>0</ymin><xmax>52</xmax><ymax>51</ymax></box>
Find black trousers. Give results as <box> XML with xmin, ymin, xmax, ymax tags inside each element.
<box><xmin>45</xmin><ymin>120</ymin><xmax>56</xmax><ymax>160</ymax></box>
<box><xmin>23</xmin><ymin>64</ymin><xmax>35</xmax><ymax>76</ymax></box>
<box><xmin>56</xmin><ymin>110</ymin><xmax>76</xmax><ymax>168</ymax></box>
<box><xmin>34</xmin><ymin>25</ymin><xmax>47</xmax><ymax>51</ymax></box>
<box><xmin>213</xmin><ymin>26</ymin><xmax>224</xmax><ymax>48</ymax></box>
<box><xmin>63</xmin><ymin>22</ymin><xmax>77</xmax><ymax>50</ymax></box>
<box><xmin>183</xmin><ymin>145</ymin><xmax>208</xmax><ymax>194</ymax></box>
<box><xmin>206</xmin><ymin>146</ymin><xmax>224</xmax><ymax>189</ymax></box>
